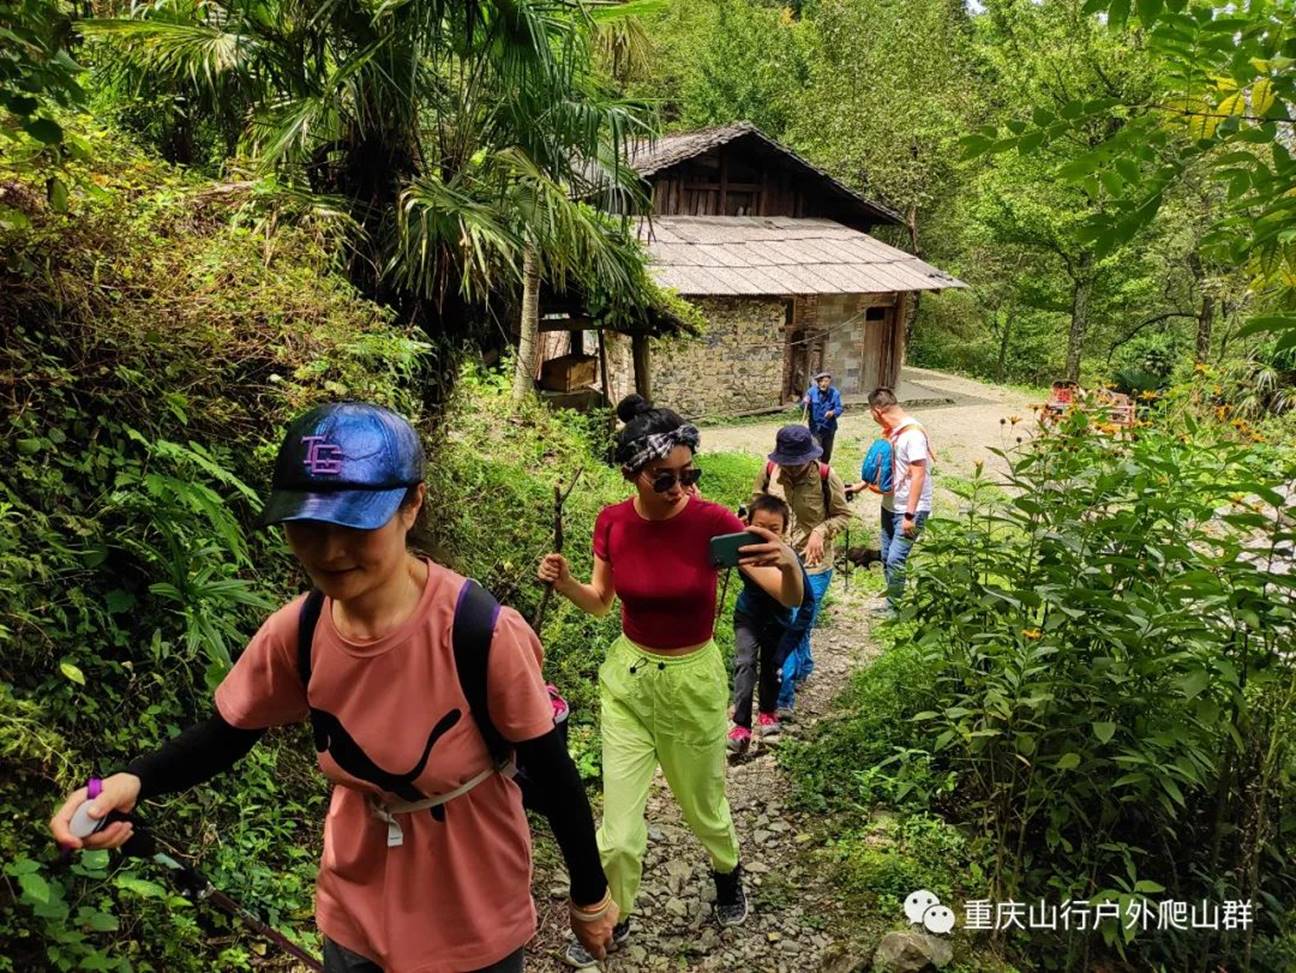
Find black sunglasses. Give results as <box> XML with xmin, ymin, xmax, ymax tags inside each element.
<box><xmin>647</xmin><ymin>468</ymin><xmax>702</xmax><ymax>493</ymax></box>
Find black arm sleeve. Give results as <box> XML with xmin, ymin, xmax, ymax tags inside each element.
<box><xmin>126</xmin><ymin>712</ymin><xmax>265</xmax><ymax>801</ymax></box>
<box><xmin>513</xmin><ymin>727</ymin><xmax>608</xmax><ymax>907</ymax></box>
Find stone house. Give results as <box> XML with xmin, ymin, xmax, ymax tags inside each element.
<box><xmin>584</xmin><ymin>122</ymin><xmax>967</xmax><ymax>418</ymax></box>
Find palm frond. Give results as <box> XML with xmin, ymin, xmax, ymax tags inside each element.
<box><xmin>389</xmin><ymin>171</ymin><xmax>524</xmax><ymax>303</ymax></box>
<box><xmin>80</xmin><ymin>18</ymin><xmax>257</xmax><ymax>88</ymax></box>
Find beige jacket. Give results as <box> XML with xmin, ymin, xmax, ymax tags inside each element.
<box><xmin>751</xmin><ymin>463</ymin><xmax>854</xmax><ymax>575</ymax></box>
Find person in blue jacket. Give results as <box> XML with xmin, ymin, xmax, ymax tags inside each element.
<box><xmin>803</xmin><ymin>372</ymin><xmax>844</xmax><ymax>463</ymax></box>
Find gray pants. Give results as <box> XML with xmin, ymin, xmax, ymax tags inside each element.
<box><xmin>732</xmin><ymin>612</ymin><xmax>782</xmax><ymax>728</ymax></box>
<box><xmin>323</xmin><ymin>939</ymin><xmax>525</xmax><ymax>973</ymax></box>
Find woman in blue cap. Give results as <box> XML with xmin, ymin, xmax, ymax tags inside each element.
<box><xmin>50</xmin><ymin>402</ymin><xmax>617</xmax><ymax>973</ymax></box>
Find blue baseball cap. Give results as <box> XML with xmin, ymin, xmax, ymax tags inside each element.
<box><xmin>260</xmin><ymin>402</ymin><xmax>425</xmax><ymax>530</ymax></box>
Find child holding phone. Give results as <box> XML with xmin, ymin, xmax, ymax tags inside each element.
<box><xmin>727</xmin><ymin>495</ymin><xmax>816</xmax><ymax>755</ymax></box>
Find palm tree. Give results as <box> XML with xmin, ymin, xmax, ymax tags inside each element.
<box><xmin>82</xmin><ymin>0</ymin><xmax>660</xmax><ymax>400</ymax></box>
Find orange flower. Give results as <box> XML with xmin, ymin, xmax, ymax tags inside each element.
<box><xmin>1023</xmin><ymin>628</ymin><xmax>1042</xmax><ymax>640</ymax></box>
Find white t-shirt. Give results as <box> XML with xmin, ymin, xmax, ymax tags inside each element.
<box><xmin>891</xmin><ymin>418</ymin><xmax>933</xmax><ymax>514</ymax></box>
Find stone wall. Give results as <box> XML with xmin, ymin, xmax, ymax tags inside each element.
<box><xmin>598</xmin><ymin>291</ymin><xmax>904</xmax><ymax>417</ymax></box>
<box><xmin>607</xmin><ymin>297</ymin><xmax>788</xmax><ymax>418</ymax></box>
<box><xmin>817</xmin><ymin>293</ymin><xmax>897</xmax><ymax>396</ymax></box>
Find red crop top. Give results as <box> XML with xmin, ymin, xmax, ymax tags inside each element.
<box><xmin>593</xmin><ymin>497</ymin><xmax>745</xmax><ymax>649</ymax></box>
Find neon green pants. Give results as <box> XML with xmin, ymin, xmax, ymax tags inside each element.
<box><xmin>596</xmin><ymin>635</ymin><xmax>740</xmax><ymax>917</ymax></box>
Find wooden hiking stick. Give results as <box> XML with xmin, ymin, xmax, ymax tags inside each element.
<box><xmin>533</xmin><ymin>467</ymin><xmax>584</xmax><ymax>632</ymax></box>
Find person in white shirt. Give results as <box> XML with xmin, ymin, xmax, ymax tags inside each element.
<box><xmin>866</xmin><ymin>387</ymin><xmax>934</xmax><ymax>616</ymax></box>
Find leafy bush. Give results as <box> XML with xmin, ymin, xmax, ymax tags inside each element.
<box><xmin>0</xmin><ymin>129</ymin><xmax>429</xmax><ymax>971</ymax></box>
<box><xmin>788</xmin><ymin>379</ymin><xmax>1295</xmax><ymax>969</ymax></box>
<box><xmin>889</xmin><ymin>386</ymin><xmax>1295</xmax><ymax>968</ymax></box>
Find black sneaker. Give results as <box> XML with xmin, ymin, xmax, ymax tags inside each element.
<box><xmin>713</xmin><ymin>865</ymin><xmax>749</xmax><ymax>927</ymax></box>
<box><xmin>563</xmin><ymin>918</ymin><xmax>631</xmax><ymax>968</ymax></box>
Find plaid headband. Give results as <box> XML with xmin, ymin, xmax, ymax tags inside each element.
<box><xmin>620</xmin><ymin>424</ymin><xmax>701</xmax><ymax>472</ymax></box>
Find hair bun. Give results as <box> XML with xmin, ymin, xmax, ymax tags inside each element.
<box><xmin>616</xmin><ymin>393</ymin><xmax>653</xmax><ymax>423</ymax></box>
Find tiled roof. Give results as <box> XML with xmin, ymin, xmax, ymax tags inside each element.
<box><xmin>638</xmin><ymin>216</ymin><xmax>966</xmax><ymax>296</ymax></box>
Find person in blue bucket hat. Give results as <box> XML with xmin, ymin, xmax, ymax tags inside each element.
<box><xmin>750</xmin><ymin>425</ymin><xmax>853</xmax><ymax>715</ymax></box>
<box><xmin>51</xmin><ymin>402</ymin><xmax>620</xmax><ymax>973</ymax></box>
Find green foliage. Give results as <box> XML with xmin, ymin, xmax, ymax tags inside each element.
<box><xmin>0</xmin><ymin>0</ymin><xmax>84</xmax><ymax>149</ymax></box>
<box><xmin>782</xmin><ymin>634</ymin><xmax>945</xmax><ymax>814</ymax></box>
<box><xmin>632</xmin><ymin>0</ymin><xmax>808</xmax><ymax>137</ymax></box>
<box><xmin>1</xmin><ymin>0</ymin><xmax>89</xmax><ymax>222</ymax></box>
<box><xmin>0</xmin><ymin>130</ymin><xmax>423</xmax><ymax>971</ymax></box>
<box><xmin>78</xmin><ymin>0</ymin><xmax>667</xmax><ymax>355</ymax></box>
<box><xmin>963</xmin><ymin>0</ymin><xmax>1296</xmax><ymax>348</ymax></box>
<box><xmin>893</xmin><ymin>389</ymin><xmax>1291</xmax><ymax>967</ymax></box>
<box><xmin>824</xmin><ymin>812</ymin><xmax>977</xmax><ymax>913</ymax></box>
<box><xmin>788</xmin><ymin>0</ymin><xmax>983</xmax><ymax>216</ymax></box>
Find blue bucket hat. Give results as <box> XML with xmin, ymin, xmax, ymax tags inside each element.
<box><xmin>768</xmin><ymin>424</ymin><xmax>823</xmax><ymax>466</ymax></box>
<box><xmin>260</xmin><ymin>402</ymin><xmax>425</xmax><ymax>530</ymax></box>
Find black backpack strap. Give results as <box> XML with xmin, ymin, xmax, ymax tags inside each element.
<box><xmin>297</xmin><ymin>590</ymin><xmax>326</xmax><ymax>688</ymax></box>
<box><xmin>452</xmin><ymin>578</ymin><xmax>511</xmax><ymax>766</ymax></box>
<box><xmin>297</xmin><ymin>590</ymin><xmax>327</xmax><ymax>748</ymax></box>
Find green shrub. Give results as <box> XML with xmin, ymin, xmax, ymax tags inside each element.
<box><xmin>782</xmin><ymin>634</ymin><xmax>945</xmax><ymax>814</ymax></box>
<box><xmin>891</xmin><ymin>386</ymin><xmax>1293</xmax><ymax>968</ymax></box>
<box><xmin>0</xmin><ymin>127</ymin><xmax>427</xmax><ymax>971</ymax></box>
<box><xmin>826</xmin><ymin>812</ymin><xmax>976</xmax><ymax>912</ymax></box>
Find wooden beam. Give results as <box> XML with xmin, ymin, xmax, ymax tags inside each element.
<box><xmin>631</xmin><ymin>334</ymin><xmax>651</xmax><ymax>401</ymax></box>
<box><xmin>539</xmin><ymin>314</ymin><xmax>595</xmax><ymax>332</ymax></box>
<box><xmin>890</xmin><ymin>293</ymin><xmax>910</xmax><ymax>387</ymax></box>
<box><xmin>719</xmin><ymin>149</ymin><xmax>729</xmax><ymax>215</ymax></box>
<box><xmin>598</xmin><ymin>329</ymin><xmax>611</xmax><ymax>403</ymax></box>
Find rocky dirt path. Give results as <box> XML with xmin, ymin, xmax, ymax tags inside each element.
<box><xmin>527</xmin><ymin>583</ymin><xmax>883</xmax><ymax>972</ymax></box>
<box><xmin>701</xmin><ymin>366</ymin><xmax>1037</xmax><ymax>492</ymax></box>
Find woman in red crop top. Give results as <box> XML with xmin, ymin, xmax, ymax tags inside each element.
<box><xmin>538</xmin><ymin>395</ymin><xmax>803</xmax><ymax>967</ymax></box>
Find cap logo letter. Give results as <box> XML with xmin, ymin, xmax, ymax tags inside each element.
<box><xmin>302</xmin><ymin>435</ymin><xmax>343</xmax><ymax>476</ymax></box>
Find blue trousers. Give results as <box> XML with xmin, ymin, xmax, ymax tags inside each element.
<box><xmin>880</xmin><ymin>509</ymin><xmax>929</xmax><ymax>609</ymax></box>
<box><xmin>777</xmin><ymin>568</ymin><xmax>833</xmax><ymax>708</ymax></box>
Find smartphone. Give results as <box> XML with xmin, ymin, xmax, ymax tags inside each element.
<box><xmin>709</xmin><ymin>531</ymin><xmax>765</xmax><ymax>568</ymax></box>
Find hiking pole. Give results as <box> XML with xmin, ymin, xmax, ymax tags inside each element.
<box><xmin>126</xmin><ymin>829</ymin><xmax>324</xmax><ymax>972</ymax></box>
<box><xmin>844</xmin><ymin>521</ymin><xmax>852</xmax><ymax>592</ymax></box>
<box><xmin>66</xmin><ymin>797</ymin><xmax>323</xmax><ymax>971</ymax></box>
<box><xmin>533</xmin><ymin>467</ymin><xmax>585</xmax><ymax>632</ymax></box>
<box><xmin>717</xmin><ymin>567</ymin><xmax>733</xmax><ymax>624</ymax></box>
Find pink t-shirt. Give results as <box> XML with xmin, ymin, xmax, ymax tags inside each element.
<box><xmin>593</xmin><ymin>496</ymin><xmax>745</xmax><ymax>648</ymax></box>
<box><xmin>215</xmin><ymin>561</ymin><xmax>554</xmax><ymax>973</ymax></box>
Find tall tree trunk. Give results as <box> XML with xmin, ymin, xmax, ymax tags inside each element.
<box><xmin>512</xmin><ymin>245</ymin><xmax>541</xmax><ymax>403</ymax></box>
<box><xmin>1189</xmin><ymin>252</ymin><xmax>1214</xmax><ymax>363</ymax></box>
<box><xmin>903</xmin><ymin>203</ymin><xmax>922</xmax><ymax>342</ymax></box>
<box><xmin>1064</xmin><ymin>252</ymin><xmax>1093</xmax><ymax>383</ymax></box>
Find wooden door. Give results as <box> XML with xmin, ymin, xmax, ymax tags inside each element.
<box><xmin>861</xmin><ymin>305</ymin><xmax>892</xmax><ymax>392</ymax></box>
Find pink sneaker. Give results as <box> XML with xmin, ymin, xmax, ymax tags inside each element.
<box><xmin>726</xmin><ymin>725</ymin><xmax>752</xmax><ymax>755</ymax></box>
<box><xmin>756</xmin><ymin>713</ymin><xmax>781</xmax><ymax>737</ymax></box>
